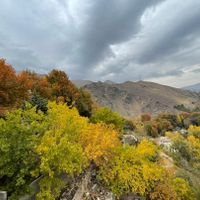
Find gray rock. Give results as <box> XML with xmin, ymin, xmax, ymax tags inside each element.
<box><xmin>122</xmin><ymin>134</ymin><xmax>138</xmax><ymax>146</ymax></box>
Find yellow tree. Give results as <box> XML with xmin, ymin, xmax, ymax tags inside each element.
<box><xmin>99</xmin><ymin>140</ymin><xmax>163</xmax><ymax>198</ymax></box>
<box><xmin>35</xmin><ymin>102</ymin><xmax>121</xmax><ymax>199</ymax></box>
<box><xmin>34</xmin><ymin>102</ymin><xmax>89</xmax><ymax>199</ymax></box>
<box><xmin>80</xmin><ymin>123</ymin><xmax>120</xmax><ymax>166</ymax></box>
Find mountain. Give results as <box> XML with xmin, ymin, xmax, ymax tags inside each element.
<box><xmin>83</xmin><ymin>81</ymin><xmax>200</xmax><ymax>118</ymax></box>
<box><xmin>72</xmin><ymin>80</ymin><xmax>93</xmax><ymax>88</ymax></box>
<box><xmin>183</xmin><ymin>83</ymin><xmax>200</xmax><ymax>92</ymax></box>
<box><xmin>104</xmin><ymin>80</ymin><xmax>115</xmax><ymax>84</ymax></box>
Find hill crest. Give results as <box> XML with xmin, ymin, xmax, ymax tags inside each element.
<box><xmin>81</xmin><ymin>81</ymin><xmax>200</xmax><ymax>118</ymax></box>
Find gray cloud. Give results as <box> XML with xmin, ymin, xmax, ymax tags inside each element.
<box><xmin>73</xmin><ymin>0</ymin><xmax>162</xmax><ymax>68</ymax></box>
<box><xmin>135</xmin><ymin>0</ymin><xmax>200</xmax><ymax>64</ymax></box>
<box><xmin>0</xmin><ymin>0</ymin><xmax>200</xmax><ymax>87</ymax></box>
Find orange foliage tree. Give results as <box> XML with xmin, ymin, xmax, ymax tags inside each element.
<box><xmin>47</xmin><ymin>70</ymin><xmax>80</xmax><ymax>105</ymax></box>
<box><xmin>18</xmin><ymin>70</ymin><xmax>51</xmax><ymax>99</ymax></box>
<box><xmin>0</xmin><ymin>59</ymin><xmax>19</xmax><ymax>106</ymax></box>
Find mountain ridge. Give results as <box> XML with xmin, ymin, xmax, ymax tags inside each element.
<box><xmin>183</xmin><ymin>83</ymin><xmax>200</xmax><ymax>92</ymax></box>
<box><xmin>80</xmin><ymin>81</ymin><xmax>200</xmax><ymax>118</ymax></box>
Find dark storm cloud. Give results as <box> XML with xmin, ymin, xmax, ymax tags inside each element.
<box><xmin>0</xmin><ymin>0</ymin><xmax>163</xmax><ymax>78</ymax></box>
<box><xmin>73</xmin><ymin>0</ymin><xmax>162</xmax><ymax>69</ymax></box>
<box><xmin>0</xmin><ymin>0</ymin><xmax>200</xmax><ymax>87</ymax></box>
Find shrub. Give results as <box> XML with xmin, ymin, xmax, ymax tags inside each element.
<box><xmin>172</xmin><ymin>178</ymin><xmax>195</xmax><ymax>200</ymax></box>
<box><xmin>144</xmin><ymin>121</ymin><xmax>159</xmax><ymax>137</ymax></box>
<box><xmin>141</xmin><ymin>114</ymin><xmax>151</xmax><ymax>122</ymax></box>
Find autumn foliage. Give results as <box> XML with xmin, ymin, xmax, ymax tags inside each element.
<box><xmin>0</xmin><ymin>58</ymin><xmax>198</xmax><ymax>199</ymax></box>
<box><xmin>80</xmin><ymin>123</ymin><xmax>120</xmax><ymax>165</ymax></box>
<box><xmin>47</xmin><ymin>69</ymin><xmax>80</xmax><ymax>104</ymax></box>
<box><xmin>0</xmin><ymin>59</ymin><xmax>93</xmax><ymax>117</ymax></box>
<box><xmin>0</xmin><ymin>59</ymin><xmax>24</xmax><ymax>114</ymax></box>
<box><xmin>0</xmin><ymin>102</ymin><xmax>120</xmax><ymax>199</ymax></box>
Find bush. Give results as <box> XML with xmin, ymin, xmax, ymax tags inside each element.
<box><xmin>144</xmin><ymin>121</ymin><xmax>159</xmax><ymax>137</ymax></box>
<box><xmin>172</xmin><ymin>138</ymin><xmax>192</xmax><ymax>164</ymax></box>
<box><xmin>141</xmin><ymin>114</ymin><xmax>151</xmax><ymax>122</ymax></box>
<box><xmin>124</xmin><ymin>119</ymin><xmax>135</xmax><ymax>131</ymax></box>
<box><xmin>172</xmin><ymin>178</ymin><xmax>195</xmax><ymax>200</ymax></box>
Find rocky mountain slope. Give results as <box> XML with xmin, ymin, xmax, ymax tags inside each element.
<box><xmin>72</xmin><ymin>80</ymin><xmax>93</xmax><ymax>88</ymax></box>
<box><xmin>82</xmin><ymin>81</ymin><xmax>200</xmax><ymax>118</ymax></box>
<box><xmin>183</xmin><ymin>83</ymin><xmax>200</xmax><ymax>92</ymax></box>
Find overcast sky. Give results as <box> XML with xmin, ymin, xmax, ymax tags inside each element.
<box><xmin>0</xmin><ymin>0</ymin><xmax>200</xmax><ymax>87</ymax></box>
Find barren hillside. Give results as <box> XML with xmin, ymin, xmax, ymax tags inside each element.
<box><xmin>83</xmin><ymin>81</ymin><xmax>200</xmax><ymax>118</ymax></box>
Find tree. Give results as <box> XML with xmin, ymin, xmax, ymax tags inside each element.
<box><xmin>187</xmin><ymin>135</ymin><xmax>200</xmax><ymax>163</ymax></box>
<box><xmin>99</xmin><ymin>140</ymin><xmax>163</xmax><ymax>198</ymax></box>
<box><xmin>80</xmin><ymin>123</ymin><xmax>120</xmax><ymax>166</ymax></box>
<box><xmin>150</xmin><ymin>173</ymin><xmax>195</xmax><ymax>200</ymax></box>
<box><xmin>188</xmin><ymin>125</ymin><xmax>200</xmax><ymax>139</ymax></box>
<box><xmin>90</xmin><ymin>107</ymin><xmax>125</xmax><ymax>131</ymax></box>
<box><xmin>29</xmin><ymin>93</ymin><xmax>48</xmax><ymax>113</ymax></box>
<box><xmin>0</xmin><ymin>59</ymin><xmax>20</xmax><ymax>112</ymax></box>
<box><xmin>47</xmin><ymin>70</ymin><xmax>80</xmax><ymax>105</ymax></box>
<box><xmin>18</xmin><ymin>70</ymin><xmax>51</xmax><ymax>99</ymax></box>
<box><xmin>34</xmin><ymin>102</ymin><xmax>88</xmax><ymax>199</ymax></box>
<box><xmin>75</xmin><ymin>89</ymin><xmax>93</xmax><ymax>117</ymax></box>
<box><xmin>0</xmin><ymin>105</ymin><xmax>47</xmax><ymax>199</ymax></box>
<box><xmin>0</xmin><ymin>102</ymin><xmax>89</xmax><ymax>199</ymax></box>
<box><xmin>172</xmin><ymin>136</ymin><xmax>192</xmax><ymax>164</ymax></box>
<box><xmin>154</xmin><ymin>114</ymin><xmax>173</xmax><ymax>134</ymax></box>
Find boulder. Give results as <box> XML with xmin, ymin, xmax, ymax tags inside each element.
<box><xmin>122</xmin><ymin>134</ymin><xmax>138</xmax><ymax>146</ymax></box>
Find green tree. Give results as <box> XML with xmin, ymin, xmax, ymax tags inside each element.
<box><xmin>75</xmin><ymin>89</ymin><xmax>93</xmax><ymax>117</ymax></box>
<box><xmin>29</xmin><ymin>92</ymin><xmax>48</xmax><ymax>113</ymax></box>
<box><xmin>0</xmin><ymin>105</ymin><xmax>47</xmax><ymax>199</ymax></box>
<box><xmin>90</xmin><ymin>107</ymin><xmax>125</xmax><ymax>131</ymax></box>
